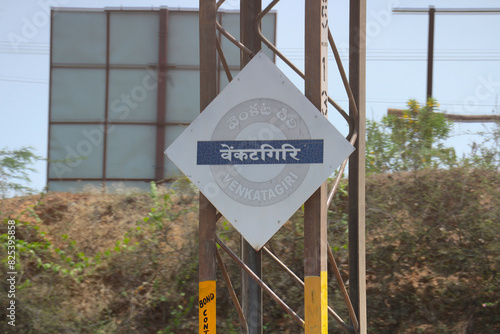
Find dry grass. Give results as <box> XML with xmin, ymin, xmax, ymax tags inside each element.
<box><xmin>1</xmin><ymin>168</ymin><xmax>499</xmax><ymax>333</ymax></box>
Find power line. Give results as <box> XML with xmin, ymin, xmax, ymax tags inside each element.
<box><xmin>330</xmin><ymin>97</ymin><xmax>499</xmax><ymax>107</ymax></box>
<box><xmin>281</xmin><ymin>48</ymin><xmax>500</xmax><ymax>62</ymax></box>
<box><xmin>2</xmin><ymin>40</ymin><xmax>500</xmax><ymax>59</ymax></box>
<box><xmin>393</xmin><ymin>8</ymin><xmax>500</xmax><ymax>14</ymax></box>
<box><xmin>0</xmin><ymin>42</ymin><xmax>50</xmax><ymax>55</ymax></box>
<box><xmin>284</xmin><ymin>56</ymin><xmax>500</xmax><ymax>62</ymax></box>
<box><xmin>0</xmin><ymin>76</ymin><xmax>48</xmax><ymax>84</ymax></box>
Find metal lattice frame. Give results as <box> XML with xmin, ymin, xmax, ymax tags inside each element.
<box><xmin>200</xmin><ymin>0</ymin><xmax>366</xmax><ymax>333</ymax></box>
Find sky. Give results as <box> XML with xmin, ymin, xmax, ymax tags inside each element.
<box><xmin>1</xmin><ymin>0</ymin><xmax>499</xmax><ymax>194</ymax></box>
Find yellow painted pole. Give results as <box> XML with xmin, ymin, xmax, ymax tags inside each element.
<box><xmin>304</xmin><ymin>271</ymin><xmax>328</xmax><ymax>333</ymax></box>
<box><xmin>304</xmin><ymin>0</ymin><xmax>329</xmax><ymax>332</ymax></box>
<box><xmin>199</xmin><ymin>280</ymin><xmax>216</xmax><ymax>333</ymax></box>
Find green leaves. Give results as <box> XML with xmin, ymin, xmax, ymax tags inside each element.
<box><xmin>367</xmin><ymin>99</ymin><xmax>456</xmax><ymax>173</ymax></box>
<box><xmin>0</xmin><ymin>146</ymin><xmax>42</xmax><ymax>197</ymax></box>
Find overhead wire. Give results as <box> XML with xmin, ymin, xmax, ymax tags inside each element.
<box><xmin>0</xmin><ymin>76</ymin><xmax>48</xmax><ymax>84</ymax></box>
<box><xmin>272</xmin><ymin>47</ymin><xmax>500</xmax><ymax>61</ymax></box>
<box><xmin>2</xmin><ymin>40</ymin><xmax>500</xmax><ymax>60</ymax></box>
<box><xmin>0</xmin><ymin>41</ymin><xmax>50</xmax><ymax>55</ymax></box>
<box><xmin>328</xmin><ymin>97</ymin><xmax>499</xmax><ymax>108</ymax></box>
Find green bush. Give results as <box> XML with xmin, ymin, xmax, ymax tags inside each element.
<box><xmin>461</xmin><ymin>121</ymin><xmax>500</xmax><ymax>170</ymax></box>
<box><xmin>367</xmin><ymin>99</ymin><xmax>456</xmax><ymax>173</ymax></box>
<box><xmin>0</xmin><ymin>147</ymin><xmax>41</xmax><ymax>198</ymax></box>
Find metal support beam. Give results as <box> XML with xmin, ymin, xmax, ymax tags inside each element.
<box><xmin>427</xmin><ymin>6</ymin><xmax>435</xmax><ymax>100</ymax></box>
<box><xmin>199</xmin><ymin>1</ymin><xmax>218</xmax><ymax>333</ymax></box>
<box><xmin>155</xmin><ymin>9</ymin><xmax>168</xmax><ymax>182</ymax></box>
<box><xmin>349</xmin><ymin>0</ymin><xmax>367</xmax><ymax>333</ymax></box>
<box><xmin>240</xmin><ymin>1</ymin><xmax>263</xmax><ymax>333</ymax></box>
<box><xmin>304</xmin><ymin>0</ymin><xmax>329</xmax><ymax>333</ymax></box>
<box><xmin>102</xmin><ymin>11</ymin><xmax>111</xmax><ymax>190</ymax></box>
<box><xmin>388</xmin><ymin>109</ymin><xmax>500</xmax><ymax>123</ymax></box>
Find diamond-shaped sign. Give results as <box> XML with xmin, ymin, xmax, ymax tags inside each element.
<box><xmin>165</xmin><ymin>51</ymin><xmax>354</xmax><ymax>250</ymax></box>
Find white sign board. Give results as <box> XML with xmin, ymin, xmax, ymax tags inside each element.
<box><xmin>166</xmin><ymin>51</ymin><xmax>354</xmax><ymax>250</ymax></box>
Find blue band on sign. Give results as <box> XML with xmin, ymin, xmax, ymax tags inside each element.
<box><xmin>197</xmin><ymin>140</ymin><xmax>323</xmax><ymax>165</ymax></box>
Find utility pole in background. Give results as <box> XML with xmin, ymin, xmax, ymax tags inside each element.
<box><xmin>393</xmin><ymin>7</ymin><xmax>500</xmax><ymax>103</ymax></box>
<box><xmin>427</xmin><ymin>6</ymin><xmax>435</xmax><ymax>100</ymax></box>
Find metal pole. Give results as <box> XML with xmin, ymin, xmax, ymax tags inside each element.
<box><xmin>155</xmin><ymin>9</ymin><xmax>168</xmax><ymax>182</ymax></box>
<box><xmin>427</xmin><ymin>6</ymin><xmax>435</xmax><ymax>100</ymax></box>
<box><xmin>240</xmin><ymin>1</ymin><xmax>263</xmax><ymax>333</ymax></box>
<box><xmin>304</xmin><ymin>0</ymin><xmax>329</xmax><ymax>332</ymax></box>
<box><xmin>199</xmin><ymin>1</ymin><xmax>218</xmax><ymax>333</ymax></box>
<box><xmin>393</xmin><ymin>7</ymin><xmax>500</xmax><ymax>103</ymax></box>
<box><xmin>349</xmin><ymin>0</ymin><xmax>367</xmax><ymax>333</ymax></box>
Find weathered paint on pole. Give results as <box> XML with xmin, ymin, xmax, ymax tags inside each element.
<box><xmin>304</xmin><ymin>271</ymin><xmax>328</xmax><ymax>332</ymax></box>
<box><xmin>240</xmin><ymin>1</ymin><xmax>263</xmax><ymax>333</ymax></box>
<box><xmin>349</xmin><ymin>0</ymin><xmax>367</xmax><ymax>332</ymax></box>
<box><xmin>199</xmin><ymin>280</ymin><xmax>216</xmax><ymax>333</ymax></box>
<box><xmin>304</xmin><ymin>0</ymin><xmax>329</xmax><ymax>332</ymax></box>
<box><xmin>199</xmin><ymin>1</ymin><xmax>218</xmax><ymax>333</ymax></box>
